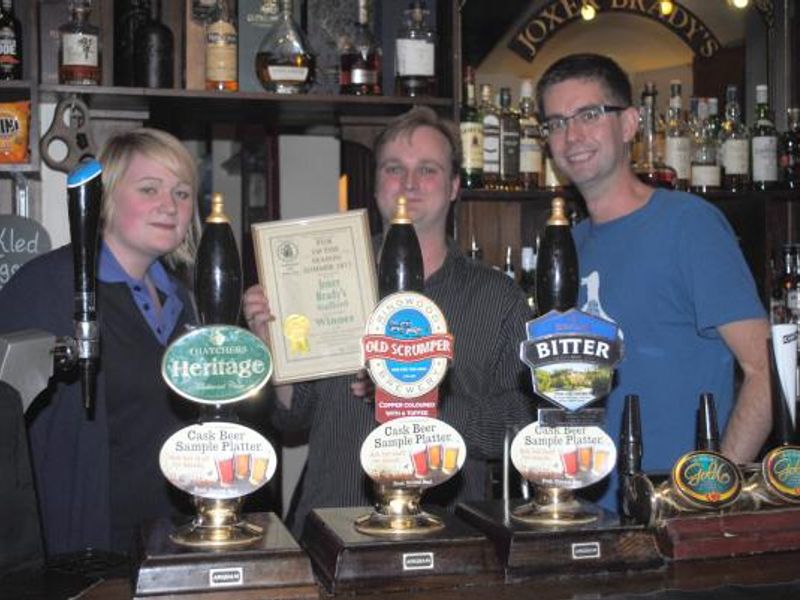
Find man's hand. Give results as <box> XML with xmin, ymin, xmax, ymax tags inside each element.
<box><xmin>243</xmin><ymin>284</ymin><xmax>272</xmax><ymax>344</ymax></box>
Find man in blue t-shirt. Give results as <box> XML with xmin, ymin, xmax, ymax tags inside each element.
<box><xmin>535</xmin><ymin>54</ymin><xmax>771</xmax><ymax>511</ymax></box>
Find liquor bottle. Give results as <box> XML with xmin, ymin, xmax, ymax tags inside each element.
<box><xmin>635</xmin><ymin>82</ymin><xmax>676</xmax><ymax>188</ymax></box>
<box><xmin>519</xmin><ymin>79</ymin><xmax>543</xmax><ymax>191</ymax></box>
<box><xmin>339</xmin><ymin>0</ymin><xmax>381</xmax><ymax>96</ymax></box>
<box><xmin>134</xmin><ymin>0</ymin><xmax>174</xmax><ymax>88</ymax></box>
<box><xmin>59</xmin><ymin>0</ymin><xmax>101</xmax><ymax>85</ymax></box>
<box><xmin>502</xmin><ymin>245</ymin><xmax>515</xmax><ymax>281</ymax></box>
<box><xmin>195</xmin><ymin>193</ymin><xmax>243</xmax><ymax>325</ymax></box>
<box><xmin>394</xmin><ymin>0</ymin><xmax>436</xmax><ymax>97</ymax></box>
<box><xmin>690</xmin><ymin>99</ymin><xmax>721</xmax><ymax>194</ymax></box>
<box><xmin>519</xmin><ymin>245</ymin><xmax>537</xmax><ymax>312</ymax></box>
<box><xmin>459</xmin><ymin>66</ymin><xmax>483</xmax><ymax>189</ymax></box>
<box><xmin>751</xmin><ymin>84</ymin><xmax>779</xmax><ymax>190</ymax></box>
<box><xmin>778</xmin><ymin>244</ymin><xmax>797</xmax><ymax>324</ymax></box>
<box><xmin>378</xmin><ymin>196</ymin><xmax>423</xmax><ymax>297</ymax></box>
<box><xmin>205</xmin><ymin>0</ymin><xmax>238</xmax><ymax>91</ymax></box>
<box><xmin>779</xmin><ymin>108</ymin><xmax>800</xmax><ymax>190</ymax></box>
<box><xmin>719</xmin><ymin>84</ymin><xmax>750</xmax><ymax>192</ymax></box>
<box><xmin>499</xmin><ymin>87</ymin><xmax>520</xmax><ymax>191</ymax></box>
<box><xmin>535</xmin><ymin>197</ymin><xmax>578</xmax><ymax>315</ymax></box>
<box><xmin>0</xmin><ymin>0</ymin><xmax>22</xmax><ymax>80</ymax></box>
<box><xmin>480</xmin><ymin>83</ymin><xmax>500</xmax><ymax>190</ymax></box>
<box><xmin>707</xmin><ymin>97</ymin><xmax>721</xmax><ymax>139</ymax></box>
<box><xmin>467</xmin><ymin>234</ymin><xmax>482</xmax><ymax>261</ymax></box>
<box><xmin>114</xmin><ymin>0</ymin><xmax>148</xmax><ymax>86</ymax></box>
<box><xmin>665</xmin><ymin>80</ymin><xmax>691</xmax><ymax>190</ymax></box>
<box><xmin>256</xmin><ymin>0</ymin><xmax>315</xmax><ymax>94</ymax></box>
<box><xmin>543</xmin><ymin>154</ymin><xmax>567</xmax><ymax>191</ymax></box>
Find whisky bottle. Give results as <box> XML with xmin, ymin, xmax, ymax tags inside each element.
<box><xmin>378</xmin><ymin>196</ymin><xmax>424</xmax><ymax>297</ymax></box>
<box><xmin>205</xmin><ymin>0</ymin><xmax>238</xmax><ymax>91</ymax></box>
<box><xmin>113</xmin><ymin>0</ymin><xmax>148</xmax><ymax>86</ymax></box>
<box><xmin>780</xmin><ymin>108</ymin><xmax>800</xmax><ymax>190</ymax></box>
<box><xmin>195</xmin><ymin>193</ymin><xmax>243</xmax><ymax>325</ymax></box>
<box><xmin>256</xmin><ymin>0</ymin><xmax>315</xmax><ymax>94</ymax></box>
<box><xmin>502</xmin><ymin>245</ymin><xmax>515</xmax><ymax>281</ymax></box>
<box><xmin>0</xmin><ymin>0</ymin><xmax>22</xmax><ymax>80</ymax></box>
<box><xmin>59</xmin><ymin>0</ymin><xmax>101</xmax><ymax>85</ymax></box>
<box><xmin>519</xmin><ymin>245</ymin><xmax>537</xmax><ymax>312</ymax></box>
<box><xmin>134</xmin><ymin>0</ymin><xmax>174</xmax><ymax>88</ymax></box>
<box><xmin>535</xmin><ymin>197</ymin><xmax>578</xmax><ymax>315</ymax></box>
<box><xmin>665</xmin><ymin>80</ymin><xmax>691</xmax><ymax>190</ymax></box>
<box><xmin>543</xmin><ymin>154</ymin><xmax>567</xmax><ymax>191</ymax></box>
<box><xmin>467</xmin><ymin>234</ymin><xmax>482</xmax><ymax>261</ymax></box>
<box><xmin>719</xmin><ymin>84</ymin><xmax>750</xmax><ymax>192</ymax></box>
<box><xmin>499</xmin><ymin>87</ymin><xmax>520</xmax><ymax>191</ymax></box>
<box><xmin>690</xmin><ymin>99</ymin><xmax>721</xmax><ymax>193</ymax></box>
<box><xmin>394</xmin><ymin>0</ymin><xmax>435</xmax><ymax>97</ymax></box>
<box><xmin>751</xmin><ymin>84</ymin><xmax>779</xmax><ymax>190</ymax></box>
<box><xmin>519</xmin><ymin>79</ymin><xmax>543</xmax><ymax>191</ymax></box>
<box><xmin>480</xmin><ymin>83</ymin><xmax>500</xmax><ymax>190</ymax></box>
<box><xmin>339</xmin><ymin>0</ymin><xmax>381</xmax><ymax>96</ymax></box>
<box><xmin>635</xmin><ymin>82</ymin><xmax>676</xmax><ymax>188</ymax></box>
<box><xmin>459</xmin><ymin>65</ymin><xmax>483</xmax><ymax>189</ymax></box>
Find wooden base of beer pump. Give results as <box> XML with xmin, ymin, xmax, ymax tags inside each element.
<box><xmin>354</xmin><ymin>483</ymin><xmax>444</xmax><ymax>535</ymax></box>
<box><xmin>171</xmin><ymin>496</ymin><xmax>263</xmax><ymax>548</ymax></box>
<box><xmin>512</xmin><ymin>486</ymin><xmax>602</xmax><ymax>526</ymax></box>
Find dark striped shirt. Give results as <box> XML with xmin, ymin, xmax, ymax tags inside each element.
<box><xmin>269</xmin><ymin>239</ymin><xmax>535</xmax><ymax>535</ymax></box>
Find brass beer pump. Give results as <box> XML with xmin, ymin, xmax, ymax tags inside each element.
<box><xmin>622</xmin><ymin>394</ymin><xmax>745</xmax><ymax>526</ymax></box>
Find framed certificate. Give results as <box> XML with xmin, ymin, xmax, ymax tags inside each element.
<box><xmin>251</xmin><ymin>210</ymin><xmax>378</xmax><ymax>384</ymax></box>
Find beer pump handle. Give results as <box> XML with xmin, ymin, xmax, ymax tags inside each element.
<box><xmin>67</xmin><ymin>159</ymin><xmax>103</xmax><ymax>417</ymax></box>
<box><xmin>769</xmin><ymin>340</ymin><xmax>796</xmax><ymax>446</ymax></box>
<box><xmin>696</xmin><ymin>392</ymin><xmax>720</xmax><ymax>452</ymax></box>
<box><xmin>194</xmin><ymin>193</ymin><xmax>243</xmax><ymax>326</ymax></box>
<box><xmin>620</xmin><ymin>394</ymin><xmax>643</xmax><ymax>476</ymax></box>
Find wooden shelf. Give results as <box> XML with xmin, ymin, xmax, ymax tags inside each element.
<box><xmin>38</xmin><ymin>84</ymin><xmax>455</xmax><ymax>128</ymax></box>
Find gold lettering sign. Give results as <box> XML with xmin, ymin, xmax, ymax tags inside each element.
<box><xmin>509</xmin><ymin>0</ymin><xmax>720</xmax><ymax>63</ymax></box>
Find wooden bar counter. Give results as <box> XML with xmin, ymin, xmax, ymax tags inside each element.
<box><xmin>4</xmin><ymin>548</ymin><xmax>800</xmax><ymax>599</ymax></box>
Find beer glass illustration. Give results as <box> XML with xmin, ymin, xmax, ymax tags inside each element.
<box><xmin>412</xmin><ymin>445</ymin><xmax>429</xmax><ymax>478</ymax></box>
<box><xmin>427</xmin><ymin>443</ymin><xmax>443</xmax><ymax>471</ymax></box>
<box><xmin>578</xmin><ymin>446</ymin><xmax>593</xmax><ymax>473</ymax></box>
<box><xmin>443</xmin><ymin>445</ymin><xmax>460</xmax><ymax>474</ymax></box>
<box><xmin>593</xmin><ymin>449</ymin><xmax>610</xmax><ymax>475</ymax></box>
<box><xmin>249</xmin><ymin>456</ymin><xmax>269</xmax><ymax>486</ymax></box>
<box><xmin>561</xmin><ymin>447</ymin><xmax>579</xmax><ymax>478</ymax></box>
<box><xmin>234</xmin><ymin>453</ymin><xmax>251</xmax><ymax>480</ymax></box>
<box><xmin>216</xmin><ymin>453</ymin><xmax>235</xmax><ymax>486</ymax></box>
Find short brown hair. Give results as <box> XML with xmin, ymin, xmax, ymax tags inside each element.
<box><xmin>373</xmin><ymin>106</ymin><xmax>461</xmax><ymax>177</ymax></box>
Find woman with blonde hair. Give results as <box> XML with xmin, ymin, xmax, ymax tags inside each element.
<box><xmin>0</xmin><ymin>128</ymin><xmax>201</xmax><ymax>557</ymax></box>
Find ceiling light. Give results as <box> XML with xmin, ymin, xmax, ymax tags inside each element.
<box><xmin>659</xmin><ymin>1</ymin><xmax>674</xmax><ymax>15</ymax></box>
<box><xmin>580</xmin><ymin>2</ymin><xmax>596</xmax><ymax>20</ymax></box>
<box><xmin>727</xmin><ymin>0</ymin><xmax>749</xmax><ymax>8</ymax></box>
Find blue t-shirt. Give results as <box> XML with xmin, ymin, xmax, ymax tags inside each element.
<box><xmin>572</xmin><ymin>189</ymin><xmax>765</xmax><ymax>510</ymax></box>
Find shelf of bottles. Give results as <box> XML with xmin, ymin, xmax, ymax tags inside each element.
<box><xmin>458</xmin><ymin>70</ymin><xmax>800</xmax><ymax>205</ymax></box>
<box><xmin>0</xmin><ymin>0</ymin><xmax>38</xmax><ymax>173</ymax></box>
<box><xmin>35</xmin><ymin>0</ymin><xmax>458</xmax><ymax>128</ymax></box>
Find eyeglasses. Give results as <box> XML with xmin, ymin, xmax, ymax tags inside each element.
<box><xmin>542</xmin><ymin>105</ymin><xmax>626</xmax><ymax>137</ymax></box>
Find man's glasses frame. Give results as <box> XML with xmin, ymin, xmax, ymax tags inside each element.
<box><xmin>542</xmin><ymin>105</ymin><xmax>627</xmax><ymax>137</ymax></box>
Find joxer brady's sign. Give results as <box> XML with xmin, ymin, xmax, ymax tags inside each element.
<box><xmin>520</xmin><ymin>309</ymin><xmax>622</xmax><ymax>411</ymax></box>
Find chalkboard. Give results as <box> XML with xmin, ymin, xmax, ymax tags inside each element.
<box><xmin>0</xmin><ymin>215</ymin><xmax>52</xmax><ymax>291</ymax></box>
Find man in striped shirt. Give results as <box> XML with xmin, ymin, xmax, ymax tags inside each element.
<box><xmin>244</xmin><ymin>107</ymin><xmax>535</xmax><ymax>536</ymax></box>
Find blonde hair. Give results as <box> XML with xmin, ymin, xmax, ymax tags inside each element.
<box><xmin>99</xmin><ymin>127</ymin><xmax>200</xmax><ymax>272</ymax></box>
